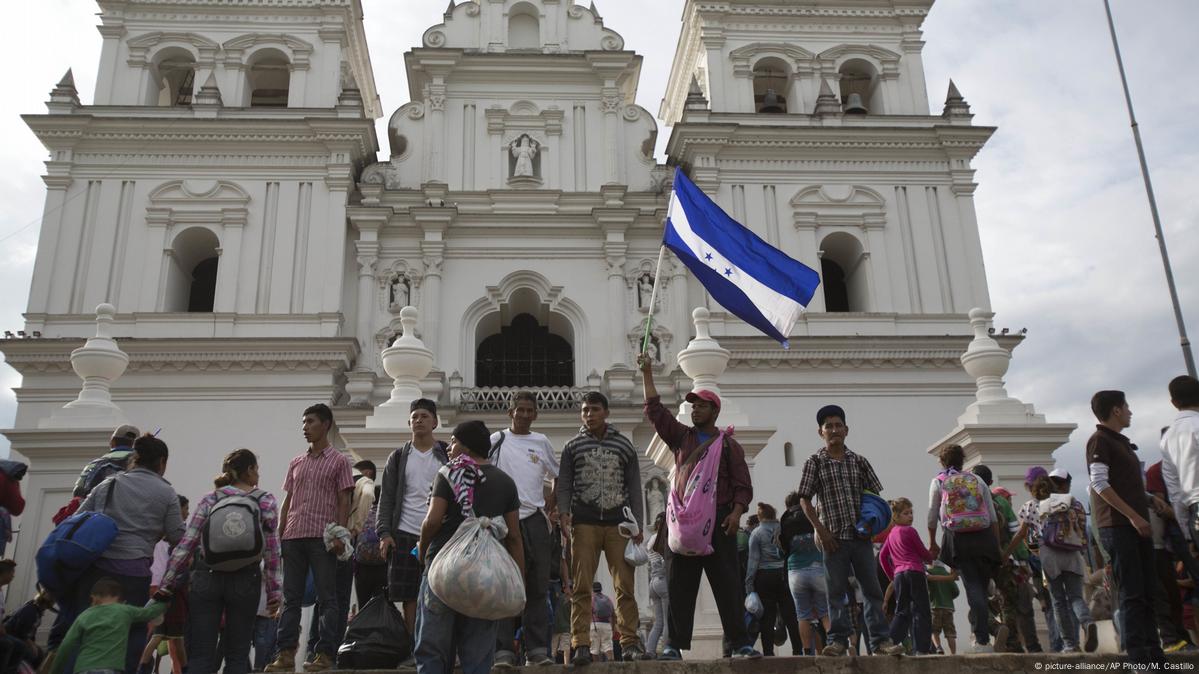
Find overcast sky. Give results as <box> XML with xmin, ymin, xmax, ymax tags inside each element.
<box><xmin>0</xmin><ymin>0</ymin><xmax>1196</xmax><ymax>496</ymax></box>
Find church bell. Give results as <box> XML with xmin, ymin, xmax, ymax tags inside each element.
<box><xmin>844</xmin><ymin>92</ymin><xmax>868</xmax><ymax>114</ymax></box>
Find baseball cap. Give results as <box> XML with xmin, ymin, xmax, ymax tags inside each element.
<box><xmin>1048</xmin><ymin>467</ymin><xmax>1071</xmax><ymax>481</ymax></box>
<box><xmin>1024</xmin><ymin>466</ymin><xmax>1048</xmax><ymax>485</ymax></box>
<box><xmin>111</xmin><ymin>424</ymin><xmax>140</xmax><ymax>443</ymax></box>
<box><xmin>685</xmin><ymin>389</ymin><xmax>721</xmax><ymax>410</ymax></box>
<box><xmin>817</xmin><ymin>404</ymin><xmax>846</xmax><ymax>426</ymax></box>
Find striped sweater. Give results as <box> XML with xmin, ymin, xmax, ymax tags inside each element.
<box><xmin>557</xmin><ymin>424</ymin><xmax>643</xmax><ymax>527</ymax></box>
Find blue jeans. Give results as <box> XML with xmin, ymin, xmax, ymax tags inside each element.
<box><xmin>276</xmin><ymin>538</ymin><xmax>339</xmax><ymax>657</ymax></box>
<box><xmin>956</xmin><ymin>557</ymin><xmax>993</xmax><ymax>645</ymax></box>
<box><xmin>1047</xmin><ymin>571</ymin><xmax>1091</xmax><ymax>650</ymax></box>
<box><xmin>189</xmin><ymin>564</ymin><xmax>261</xmax><ymax>674</ymax></box>
<box><xmin>253</xmin><ymin>615</ymin><xmax>279</xmax><ymax>671</ymax></box>
<box><xmin>823</xmin><ymin>538</ymin><xmax>890</xmax><ymax>650</ymax></box>
<box><xmin>889</xmin><ymin>570</ymin><xmax>932</xmax><ymax>654</ymax></box>
<box><xmin>789</xmin><ymin>564</ymin><xmax>829</xmax><ymax>621</ymax></box>
<box><xmin>307</xmin><ymin>558</ymin><xmax>352</xmax><ymax>655</ymax></box>
<box><xmin>1099</xmin><ymin>526</ymin><xmax>1164</xmax><ymax>664</ymax></box>
<box><xmin>415</xmin><ymin>575</ymin><xmax>497</xmax><ymax>674</ymax></box>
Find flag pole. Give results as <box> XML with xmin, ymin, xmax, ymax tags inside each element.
<box><xmin>641</xmin><ymin>244</ymin><xmax>668</xmax><ymax>356</ymax></box>
<box><xmin>1102</xmin><ymin>0</ymin><xmax>1197</xmax><ymax>378</ymax></box>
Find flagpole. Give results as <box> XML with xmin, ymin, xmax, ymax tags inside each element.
<box><xmin>642</xmin><ymin>245</ymin><xmax>668</xmax><ymax>356</ymax></box>
<box><xmin>1102</xmin><ymin>0</ymin><xmax>1197</xmax><ymax>378</ymax></box>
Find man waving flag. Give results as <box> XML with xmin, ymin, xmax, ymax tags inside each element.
<box><xmin>659</xmin><ymin>167</ymin><xmax>820</xmax><ymax>348</ymax></box>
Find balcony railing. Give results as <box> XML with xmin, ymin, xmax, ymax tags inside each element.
<box><xmin>456</xmin><ymin>386</ymin><xmax>590</xmax><ymax>413</ymax></box>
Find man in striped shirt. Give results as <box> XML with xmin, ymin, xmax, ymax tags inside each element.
<box><xmin>266</xmin><ymin>404</ymin><xmax>354</xmax><ymax>673</ymax></box>
<box><xmin>557</xmin><ymin>392</ymin><xmax>644</xmax><ymax>665</ymax></box>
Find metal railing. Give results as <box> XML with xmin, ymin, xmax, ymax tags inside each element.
<box><xmin>456</xmin><ymin>386</ymin><xmax>590</xmax><ymax>413</ymax></box>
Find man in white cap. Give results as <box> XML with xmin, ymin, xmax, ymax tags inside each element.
<box><xmin>1049</xmin><ymin>467</ymin><xmax>1072</xmax><ymax>495</ymax></box>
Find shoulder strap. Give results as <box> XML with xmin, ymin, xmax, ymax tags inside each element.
<box><xmin>490</xmin><ymin>432</ymin><xmax>506</xmax><ymax>462</ymax></box>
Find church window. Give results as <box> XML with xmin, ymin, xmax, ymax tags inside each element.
<box><xmin>838</xmin><ymin>59</ymin><xmax>881</xmax><ymax>114</ymax></box>
<box><xmin>820</xmin><ymin>232</ymin><xmax>869</xmax><ymax>312</ymax></box>
<box><xmin>753</xmin><ymin>58</ymin><xmax>790</xmax><ymax>113</ymax></box>
<box><xmin>152</xmin><ymin>48</ymin><xmax>195</xmax><ymax>107</ymax></box>
<box><xmin>476</xmin><ymin>313</ymin><xmax>574</xmax><ymax>388</ymax></box>
<box><xmin>508</xmin><ymin>3</ymin><xmax>540</xmax><ymax>51</ymax></box>
<box><xmin>187</xmin><ymin>257</ymin><xmax>218</xmax><ymax>312</ymax></box>
<box><xmin>784</xmin><ymin>442</ymin><xmax>796</xmax><ymax>467</ymax></box>
<box><xmin>164</xmin><ymin>227</ymin><xmax>220</xmax><ymax>313</ymax></box>
<box><xmin>248</xmin><ymin>49</ymin><xmax>291</xmax><ymax>107</ymax></box>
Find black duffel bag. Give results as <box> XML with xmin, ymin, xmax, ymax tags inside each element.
<box><xmin>337</xmin><ymin>593</ymin><xmax>412</xmax><ymax>669</ymax></box>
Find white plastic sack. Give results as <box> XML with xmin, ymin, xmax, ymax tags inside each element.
<box><xmin>624</xmin><ymin>539</ymin><xmax>649</xmax><ymax>567</ymax></box>
<box><xmin>427</xmin><ymin>515</ymin><xmax>525</xmax><ymax>620</ymax></box>
<box><xmin>744</xmin><ymin>591</ymin><xmax>764</xmax><ymax>618</ymax></box>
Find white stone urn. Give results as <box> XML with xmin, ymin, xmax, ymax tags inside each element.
<box><xmin>676</xmin><ymin>307</ymin><xmax>730</xmax><ymax>397</ymax></box>
<box><xmin>367</xmin><ymin>306</ymin><xmax>434</xmax><ymax>428</ymax></box>
<box><xmin>42</xmin><ymin>303</ymin><xmax>130</xmax><ymax>428</ymax></box>
<box><xmin>959</xmin><ymin>307</ymin><xmax>1014</xmax><ymax>404</ymax></box>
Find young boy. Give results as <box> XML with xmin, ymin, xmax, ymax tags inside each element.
<box><xmin>926</xmin><ymin>561</ymin><xmax>959</xmax><ymax>654</ymax></box>
<box><xmin>52</xmin><ymin>578</ymin><xmax>169</xmax><ymax>674</ymax></box>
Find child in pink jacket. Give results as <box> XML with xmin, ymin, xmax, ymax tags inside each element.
<box><xmin>879</xmin><ymin>497</ymin><xmax>935</xmax><ymax>654</ymax></box>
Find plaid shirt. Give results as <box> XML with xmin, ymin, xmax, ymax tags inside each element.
<box><xmin>282</xmin><ymin>445</ymin><xmax>354</xmax><ymax>540</ymax></box>
<box><xmin>797</xmin><ymin>447</ymin><xmax>883</xmax><ymax>541</ymax></box>
<box><xmin>159</xmin><ymin>486</ymin><xmax>283</xmax><ymax>606</ymax></box>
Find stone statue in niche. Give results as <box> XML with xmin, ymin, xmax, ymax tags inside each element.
<box><xmin>647</xmin><ymin>335</ymin><xmax>662</xmax><ymax>363</ymax></box>
<box><xmin>388</xmin><ymin>273</ymin><xmax>411</xmax><ymax>310</ymax></box>
<box><xmin>637</xmin><ymin>272</ymin><xmax>655</xmax><ymax>308</ymax></box>
<box><xmin>645</xmin><ymin>478</ymin><xmax>667</xmax><ymax>525</ymax></box>
<box><xmin>509</xmin><ymin>134</ymin><xmax>539</xmax><ymax>178</ymax></box>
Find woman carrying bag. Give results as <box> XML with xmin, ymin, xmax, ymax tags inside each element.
<box><xmin>159</xmin><ymin>449</ymin><xmax>282</xmax><ymax>674</ymax></box>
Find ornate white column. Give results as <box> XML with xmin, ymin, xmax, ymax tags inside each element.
<box><xmin>213</xmin><ymin>212</ymin><xmax>246</xmax><ymax>313</ymax></box>
<box><xmin>354</xmin><ymin>244</ymin><xmax>378</xmax><ymax>368</ymax></box>
<box><xmin>605</xmin><ymin>253</ymin><xmax>628</xmax><ymax>367</ymax></box>
<box><xmin>669</xmin><ymin>258</ymin><xmax>690</xmax><ymax>345</ymax></box>
<box><xmin>600</xmin><ymin>88</ymin><xmax>621</xmax><ymax>184</ymax></box>
<box><xmin>366</xmin><ymin>306</ymin><xmax>434</xmax><ymax>429</ymax></box>
<box><xmin>42</xmin><ymin>304</ymin><xmax>129</xmax><ymax>428</ymax></box>
<box><xmin>428</xmin><ymin>82</ymin><xmax>447</xmax><ymax>181</ymax></box>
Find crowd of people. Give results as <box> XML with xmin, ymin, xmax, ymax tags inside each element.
<box><xmin>2</xmin><ymin>363</ymin><xmax>1197</xmax><ymax>673</ymax></box>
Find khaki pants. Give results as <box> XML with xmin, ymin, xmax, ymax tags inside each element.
<box><xmin>569</xmin><ymin>523</ymin><xmax>639</xmax><ymax>649</ymax></box>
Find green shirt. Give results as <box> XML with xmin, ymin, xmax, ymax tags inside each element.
<box><xmin>53</xmin><ymin>601</ymin><xmax>169</xmax><ymax>674</ymax></box>
<box><xmin>926</xmin><ymin>565</ymin><xmax>960</xmax><ymax>610</ymax></box>
<box><xmin>993</xmin><ymin>493</ymin><xmax>1030</xmax><ymax>560</ymax></box>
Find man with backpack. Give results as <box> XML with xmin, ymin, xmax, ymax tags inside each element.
<box><xmin>377</xmin><ymin>399</ymin><xmax>449</xmax><ymax>646</ymax></box>
<box><xmin>490</xmin><ymin>391</ymin><xmax>560</xmax><ymax>668</ymax></box>
<box><xmin>557</xmin><ymin>391</ymin><xmax>644</xmax><ymax>665</ymax></box>
<box><xmin>62</xmin><ymin>434</ymin><xmax>184</xmax><ymax>673</ymax></box>
<box><xmin>53</xmin><ymin>424</ymin><xmax>140</xmax><ymax>526</ymax></box>
<box><xmin>638</xmin><ymin>353</ymin><xmax>760</xmax><ymax>661</ymax></box>
<box><xmin>350</xmin><ymin>460</ymin><xmax>387</xmax><ymax>604</ymax></box>
<box><xmin>973</xmin><ymin>464</ymin><xmax>1042</xmax><ymax>653</ymax></box>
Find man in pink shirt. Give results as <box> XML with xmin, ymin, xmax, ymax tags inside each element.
<box><xmin>266</xmin><ymin>404</ymin><xmax>354</xmax><ymax>673</ymax></box>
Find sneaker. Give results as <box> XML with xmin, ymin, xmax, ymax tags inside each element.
<box><xmin>397</xmin><ymin>655</ymin><xmax>417</xmax><ymax>672</ymax></box>
<box><xmin>1165</xmin><ymin>640</ymin><xmax>1190</xmax><ymax>653</ymax></box>
<box><xmin>264</xmin><ymin>649</ymin><xmax>296</xmax><ymax>672</ymax></box>
<box><xmin>1084</xmin><ymin>623</ymin><xmax>1099</xmax><ymax>653</ymax></box>
<box><xmin>493</xmin><ymin>651</ymin><xmax>518</xmax><ymax>670</ymax></box>
<box><xmin>571</xmin><ymin>646</ymin><xmax>592</xmax><ymax>667</ymax></box>
<box><xmin>659</xmin><ymin>646</ymin><xmax>683</xmax><ymax>661</ymax></box>
<box><xmin>875</xmin><ymin>640</ymin><xmax>905</xmax><ymax>656</ymax></box>
<box><xmin>733</xmin><ymin>646</ymin><xmax>762</xmax><ymax>659</ymax></box>
<box><xmin>822</xmin><ymin>642</ymin><xmax>848</xmax><ymax>657</ymax></box>
<box><xmin>993</xmin><ymin>625</ymin><xmax>1009</xmax><ymax>653</ymax></box>
<box><xmin>970</xmin><ymin>642</ymin><xmax>994</xmax><ymax>654</ymax></box>
<box><xmin>303</xmin><ymin>653</ymin><xmax>333</xmax><ymax>672</ymax></box>
<box><xmin>526</xmin><ymin>652</ymin><xmax>556</xmax><ymax>666</ymax></box>
<box><xmin>622</xmin><ymin>644</ymin><xmax>646</xmax><ymax>662</ymax></box>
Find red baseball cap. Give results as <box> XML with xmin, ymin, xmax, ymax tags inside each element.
<box><xmin>685</xmin><ymin>389</ymin><xmax>722</xmax><ymax>410</ymax></box>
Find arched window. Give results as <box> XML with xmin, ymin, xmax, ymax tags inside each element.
<box><xmin>838</xmin><ymin>58</ymin><xmax>881</xmax><ymax>114</ymax></box>
<box><xmin>152</xmin><ymin>48</ymin><xmax>196</xmax><ymax>107</ymax></box>
<box><xmin>164</xmin><ymin>227</ymin><xmax>220</xmax><ymax>312</ymax></box>
<box><xmin>248</xmin><ymin>49</ymin><xmax>290</xmax><ymax>107</ymax></box>
<box><xmin>784</xmin><ymin>441</ymin><xmax>796</xmax><ymax>467</ymax></box>
<box><xmin>753</xmin><ymin>58</ymin><xmax>790</xmax><ymax>113</ymax></box>
<box><xmin>508</xmin><ymin>3</ymin><xmax>540</xmax><ymax>51</ymax></box>
<box><xmin>476</xmin><ymin>313</ymin><xmax>574</xmax><ymax>387</ymax></box>
<box><xmin>820</xmin><ymin>232</ymin><xmax>869</xmax><ymax>312</ymax></box>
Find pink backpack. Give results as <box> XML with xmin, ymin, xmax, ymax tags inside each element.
<box><xmin>667</xmin><ymin>431</ymin><xmax>726</xmax><ymax>556</ymax></box>
<box><xmin>936</xmin><ymin>469</ymin><xmax>990</xmax><ymax>533</ymax></box>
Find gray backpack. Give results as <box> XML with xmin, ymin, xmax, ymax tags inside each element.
<box><xmin>202</xmin><ymin>489</ymin><xmax>266</xmax><ymax>571</ymax></box>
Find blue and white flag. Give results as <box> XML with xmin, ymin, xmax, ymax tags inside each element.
<box><xmin>664</xmin><ymin>168</ymin><xmax>821</xmax><ymax>348</ymax></box>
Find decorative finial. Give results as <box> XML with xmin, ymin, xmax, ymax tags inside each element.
<box><xmin>193</xmin><ymin>72</ymin><xmax>222</xmax><ymax>106</ymax></box>
<box><xmin>942</xmin><ymin>79</ymin><xmax>972</xmax><ymax>120</ymax></box>
<box><xmin>48</xmin><ymin>68</ymin><xmax>81</xmax><ymax>112</ymax></box>
<box><xmin>813</xmin><ymin>79</ymin><xmax>841</xmax><ymax>116</ymax></box>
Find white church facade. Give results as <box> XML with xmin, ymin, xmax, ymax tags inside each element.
<box><xmin>2</xmin><ymin>0</ymin><xmax>1075</xmax><ymax>653</ymax></box>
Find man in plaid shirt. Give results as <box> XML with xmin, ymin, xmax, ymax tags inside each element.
<box><xmin>797</xmin><ymin>405</ymin><xmax>903</xmax><ymax>657</ymax></box>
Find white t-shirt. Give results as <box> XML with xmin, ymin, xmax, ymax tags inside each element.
<box><xmin>491</xmin><ymin>430</ymin><xmax>560</xmax><ymax>519</ymax></box>
<box><xmin>398</xmin><ymin>447</ymin><xmax>442</xmax><ymax>536</ymax></box>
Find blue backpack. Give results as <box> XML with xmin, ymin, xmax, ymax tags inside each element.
<box><xmin>36</xmin><ymin>478</ymin><xmax>120</xmax><ymax>593</ymax></box>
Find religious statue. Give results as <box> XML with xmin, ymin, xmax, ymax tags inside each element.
<box><xmin>510</xmin><ymin>135</ymin><xmax>538</xmax><ymax>178</ymax></box>
<box><xmin>645</xmin><ymin>478</ymin><xmax>666</xmax><ymax>524</ymax></box>
<box><xmin>648</xmin><ymin>335</ymin><xmax>661</xmax><ymax>363</ymax></box>
<box><xmin>389</xmin><ymin>274</ymin><xmax>411</xmax><ymax>310</ymax></box>
<box><xmin>637</xmin><ymin>273</ymin><xmax>654</xmax><ymax>309</ymax></box>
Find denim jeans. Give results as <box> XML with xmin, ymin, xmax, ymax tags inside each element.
<box><xmin>1099</xmin><ymin>526</ymin><xmax>1164</xmax><ymax>664</ymax></box>
<box><xmin>789</xmin><ymin>564</ymin><xmax>829</xmax><ymax>620</ymax></box>
<box><xmin>307</xmin><ymin>558</ymin><xmax>352</xmax><ymax>655</ymax></box>
<box><xmin>647</xmin><ymin>576</ymin><xmax>668</xmax><ymax>656</ymax></box>
<box><xmin>253</xmin><ymin>615</ymin><xmax>279</xmax><ymax>671</ymax></box>
<box><xmin>824</xmin><ymin>537</ymin><xmax>890</xmax><ymax>650</ymax></box>
<box><xmin>955</xmin><ymin>557</ymin><xmax>993</xmax><ymax>645</ymax></box>
<box><xmin>415</xmin><ymin>575</ymin><xmax>497</xmax><ymax>674</ymax></box>
<box><xmin>189</xmin><ymin>564</ymin><xmax>261</xmax><ymax>674</ymax></box>
<box><xmin>1047</xmin><ymin>571</ymin><xmax>1091</xmax><ymax>650</ymax></box>
<box><xmin>276</xmin><ymin>538</ymin><xmax>339</xmax><ymax>657</ymax></box>
<box><xmin>889</xmin><ymin>570</ymin><xmax>933</xmax><ymax>654</ymax></box>
<box><xmin>496</xmin><ymin>513</ymin><xmax>551</xmax><ymax>660</ymax></box>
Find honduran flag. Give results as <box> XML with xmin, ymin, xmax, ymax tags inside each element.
<box><xmin>664</xmin><ymin>168</ymin><xmax>821</xmax><ymax>348</ymax></box>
